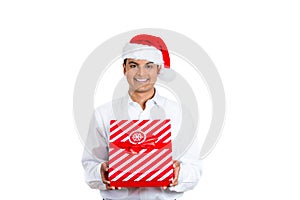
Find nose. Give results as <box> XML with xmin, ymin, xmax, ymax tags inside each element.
<box><xmin>137</xmin><ymin>66</ymin><xmax>146</xmax><ymax>76</ymax></box>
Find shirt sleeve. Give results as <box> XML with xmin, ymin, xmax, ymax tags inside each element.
<box><xmin>168</xmin><ymin>137</ymin><xmax>203</xmax><ymax>192</ymax></box>
<box><xmin>81</xmin><ymin>110</ymin><xmax>109</xmax><ymax>190</ymax></box>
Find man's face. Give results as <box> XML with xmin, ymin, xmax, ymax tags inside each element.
<box><xmin>123</xmin><ymin>59</ymin><xmax>161</xmax><ymax>93</ymax></box>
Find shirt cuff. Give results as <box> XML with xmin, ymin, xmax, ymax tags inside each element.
<box><xmin>87</xmin><ymin>162</ymin><xmax>106</xmax><ymax>190</ymax></box>
<box><xmin>168</xmin><ymin>161</ymin><xmax>200</xmax><ymax>192</ymax></box>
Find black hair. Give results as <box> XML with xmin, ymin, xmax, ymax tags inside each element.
<box><xmin>123</xmin><ymin>59</ymin><xmax>127</xmax><ymax>65</ymax></box>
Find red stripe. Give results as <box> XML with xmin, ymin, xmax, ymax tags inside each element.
<box><xmin>108</xmin><ymin>150</ymin><xmax>151</xmax><ymax>180</ymax></box>
<box><xmin>109</xmin><ymin>144</ymin><xmax>127</xmax><ymax>164</ymax></box>
<box><xmin>124</xmin><ymin>149</ymin><xmax>171</xmax><ymax>182</ymax></box>
<box><xmin>110</xmin><ymin>180</ymin><xmax>171</xmax><ymax>187</ymax></box>
<box><xmin>109</xmin><ymin>151</ymin><xmax>128</xmax><ymax>165</ymax></box>
<box><xmin>108</xmin><ymin>146</ymin><xmax>118</xmax><ymax>156</ymax></box>
<box><xmin>110</xmin><ymin>120</ymin><xmax>116</xmax><ymax>125</ymax></box>
<box><xmin>118</xmin><ymin>149</ymin><xmax>171</xmax><ymax>182</ymax></box>
<box><xmin>110</xmin><ymin>120</ymin><xmax>138</xmax><ymax>140</ymax></box>
<box><xmin>146</xmin><ymin>120</ymin><xmax>169</xmax><ymax>137</ymax></box>
<box><xmin>153</xmin><ymin>124</ymin><xmax>171</xmax><ymax>139</ymax></box>
<box><xmin>146</xmin><ymin>163</ymin><xmax>173</xmax><ymax>181</ymax></box>
<box><xmin>114</xmin><ymin>120</ymin><xmax>149</xmax><ymax>142</ymax></box>
<box><xmin>110</xmin><ymin>120</ymin><xmax>127</xmax><ymax>133</ymax></box>
<box><xmin>156</xmin><ymin>132</ymin><xmax>171</xmax><ymax>145</ymax></box>
<box><xmin>137</xmin><ymin>156</ymin><xmax>173</xmax><ymax>182</ymax></box>
<box><xmin>141</xmin><ymin>120</ymin><xmax>160</xmax><ymax>132</ymax></box>
<box><xmin>109</xmin><ymin>149</ymin><xmax>168</xmax><ymax>181</ymax></box>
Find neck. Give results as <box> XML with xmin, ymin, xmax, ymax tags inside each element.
<box><xmin>129</xmin><ymin>88</ymin><xmax>155</xmax><ymax>110</ymax></box>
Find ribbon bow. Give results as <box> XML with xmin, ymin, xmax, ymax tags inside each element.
<box><xmin>114</xmin><ymin>136</ymin><xmax>167</xmax><ymax>154</ymax></box>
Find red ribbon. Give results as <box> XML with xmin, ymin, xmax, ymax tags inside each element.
<box><xmin>113</xmin><ymin>135</ymin><xmax>168</xmax><ymax>154</ymax></box>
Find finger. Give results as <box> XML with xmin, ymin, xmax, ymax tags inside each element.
<box><xmin>101</xmin><ymin>172</ymin><xmax>110</xmax><ymax>186</ymax></box>
<box><xmin>173</xmin><ymin>160</ymin><xmax>180</xmax><ymax>168</ymax></box>
<box><xmin>172</xmin><ymin>179</ymin><xmax>178</xmax><ymax>186</ymax></box>
<box><xmin>172</xmin><ymin>168</ymin><xmax>179</xmax><ymax>186</ymax></box>
<box><xmin>103</xmin><ymin>181</ymin><xmax>115</xmax><ymax>190</ymax></box>
<box><xmin>101</xmin><ymin>162</ymin><xmax>109</xmax><ymax>169</ymax></box>
<box><xmin>162</xmin><ymin>186</ymin><xmax>168</xmax><ymax>190</ymax></box>
<box><xmin>101</xmin><ymin>162</ymin><xmax>110</xmax><ymax>183</ymax></box>
<box><xmin>106</xmin><ymin>185</ymin><xmax>115</xmax><ymax>190</ymax></box>
<box><xmin>173</xmin><ymin>170</ymin><xmax>179</xmax><ymax>183</ymax></box>
<box><xmin>169</xmin><ymin>177</ymin><xmax>178</xmax><ymax>187</ymax></box>
<box><xmin>101</xmin><ymin>172</ymin><xmax>109</xmax><ymax>184</ymax></box>
<box><xmin>100</xmin><ymin>170</ymin><xmax>106</xmax><ymax>179</ymax></box>
<box><xmin>101</xmin><ymin>162</ymin><xmax>109</xmax><ymax>175</ymax></box>
<box><xmin>172</xmin><ymin>166</ymin><xmax>180</xmax><ymax>186</ymax></box>
<box><xmin>102</xmin><ymin>179</ymin><xmax>110</xmax><ymax>185</ymax></box>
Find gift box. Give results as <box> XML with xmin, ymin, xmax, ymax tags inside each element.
<box><xmin>108</xmin><ymin>119</ymin><xmax>174</xmax><ymax>187</ymax></box>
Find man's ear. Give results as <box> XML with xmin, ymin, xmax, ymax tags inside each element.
<box><xmin>123</xmin><ymin>64</ymin><xmax>126</xmax><ymax>75</ymax></box>
<box><xmin>157</xmin><ymin>65</ymin><xmax>162</xmax><ymax>74</ymax></box>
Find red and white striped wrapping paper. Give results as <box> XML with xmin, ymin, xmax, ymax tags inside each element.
<box><xmin>108</xmin><ymin>119</ymin><xmax>174</xmax><ymax>187</ymax></box>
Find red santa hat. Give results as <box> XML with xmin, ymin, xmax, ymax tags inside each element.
<box><xmin>122</xmin><ymin>34</ymin><xmax>170</xmax><ymax>68</ymax></box>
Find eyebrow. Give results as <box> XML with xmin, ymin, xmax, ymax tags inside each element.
<box><xmin>128</xmin><ymin>61</ymin><xmax>154</xmax><ymax>65</ymax></box>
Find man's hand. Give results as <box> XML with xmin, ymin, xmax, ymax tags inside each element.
<box><xmin>163</xmin><ymin>160</ymin><xmax>180</xmax><ymax>190</ymax></box>
<box><xmin>100</xmin><ymin>161</ymin><xmax>121</xmax><ymax>190</ymax></box>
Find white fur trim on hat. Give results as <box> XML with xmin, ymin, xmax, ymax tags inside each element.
<box><xmin>122</xmin><ymin>43</ymin><xmax>164</xmax><ymax>66</ymax></box>
<box><xmin>158</xmin><ymin>67</ymin><xmax>176</xmax><ymax>82</ymax></box>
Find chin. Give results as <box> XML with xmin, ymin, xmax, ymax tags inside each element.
<box><xmin>132</xmin><ymin>86</ymin><xmax>153</xmax><ymax>93</ymax></box>
<box><xmin>134</xmin><ymin>88</ymin><xmax>151</xmax><ymax>93</ymax></box>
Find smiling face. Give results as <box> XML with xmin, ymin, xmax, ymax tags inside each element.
<box><xmin>123</xmin><ymin>59</ymin><xmax>161</xmax><ymax>94</ymax></box>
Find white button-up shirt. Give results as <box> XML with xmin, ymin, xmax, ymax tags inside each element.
<box><xmin>82</xmin><ymin>91</ymin><xmax>202</xmax><ymax>200</ymax></box>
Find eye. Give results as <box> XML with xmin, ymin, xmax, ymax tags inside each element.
<box><xmin>145</xmin><ymin>65</ymin><xmax>153</xmax><ymax>69</ymax></box>
<box><xmin>129</xmin><ymin>64</ymin><xmax>137</xmax><ymax>68</ymax></box>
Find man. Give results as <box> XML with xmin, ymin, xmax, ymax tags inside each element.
<box><xmin>82</xmin><ymin>34</ymin><xmax>202</xmax><ymax>200</ymax></box>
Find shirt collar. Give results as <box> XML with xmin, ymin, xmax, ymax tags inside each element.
<box><xmin>127</xmin><ymin>88</ymin><xmax>162</xmax><ymax>106</ymax></box>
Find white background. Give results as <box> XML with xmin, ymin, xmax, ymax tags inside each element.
<box><xmin>1</xmin><ymin>0</ymin><xmax>299</xmax><ymax>199</ymax></box>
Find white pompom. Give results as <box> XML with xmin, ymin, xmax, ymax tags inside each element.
<box><xmin>158</xmin><ymin>68</ymin><xmax>176</xmax><ymax>82</ymax></box>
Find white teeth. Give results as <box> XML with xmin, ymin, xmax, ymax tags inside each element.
<box><xmin>135</xmin><ymin>78</ymin><xmax>148</xmax><ymax>82</ymax></box>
